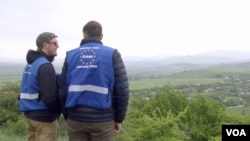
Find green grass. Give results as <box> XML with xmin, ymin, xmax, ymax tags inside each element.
<box><xmin>129</xmin><ymin>77</ymin><xmax>220</xmax><ymax>90</ymax></box>
<box><xmin>0</xmin><ymin>128</ymin><xmax>68</xmax><ymax>141</ymax></box>
<box><xmin>227</xmin><ymin>106</ymin><xmax>250</xmax><ymax>115</ymax></box>
<box><xmin>0</xmin><ymin>128</ymin><xmax>27</xmax><ymax>141</ymax></box>
<box><xmin>129</xmin><ymin>67</ymin><xmax>250</xmax><ymax>90</ymax></box>
<box><xmin>208</xmin><ymin>67</ymin><xmax>250</xmax><ymax>73</ymax></box>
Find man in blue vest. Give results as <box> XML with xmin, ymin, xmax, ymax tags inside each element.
<box><xmin>59</xmin><ymin>21</ymin><xmax>129</xmax><ymax>141</ymax></box>
<box><xmin>19</xmin><ymin>32</ymin><xmax>61</xmax><ymax>141</ymax></box>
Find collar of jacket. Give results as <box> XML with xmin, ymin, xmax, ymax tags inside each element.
<box><xmin>80</xmin><ymin>39</ymin><xmax>103</xmax><ymax>46</ymax></box>
<box><xmin>26</xmin><ymin>50</ymin><xmax>54</xmax><ymax>64</ymax></box>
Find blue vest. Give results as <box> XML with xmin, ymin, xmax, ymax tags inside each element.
<box><xmin>65</xmin><ymin>43</ymin><xmax>115</xmax><ymax>109</ymax></box>
<box><xmin>19</xmin><ymin>57</ymin><xmax>49</xmax><ymax>112</ymax></box>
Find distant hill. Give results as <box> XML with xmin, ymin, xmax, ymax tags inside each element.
<box><xmin>123</xmin><ymin>49</ymin><xmax>250</xmax><ymax>65</ymax></box>
<box><xmin>1</xmin><ymin>50</ymin><xmax>250</xmax><ymax>79</ymax></box>
<box><xmin>122</xmin><ymin>50</ymin><xmax>250</xmax><ymax>76</ymax></box>
<box><xmin>195</xmin><ymin>50</ymin><xmax>250</xmax><ymax>61</ymax></box>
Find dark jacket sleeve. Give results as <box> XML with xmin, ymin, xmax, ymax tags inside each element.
<box><xmin>58</xmin><ymin>57</ymin><xmax>68</xmax><ymax>119</ymax></box>
<box><xmin>37</xmin><ymin>63</ymin><xmax>61</xmax><ymax>114</ymax></box>
<box><xmin>113</xmin><ymin>50</ymin><xmax>129</xmax><ymax>123</ymax></box>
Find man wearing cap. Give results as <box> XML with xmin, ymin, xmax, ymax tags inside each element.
<box><xmin>19</xmin><ymin>32</ymin><xmax>61</xmax><ymax>141</ymax></box>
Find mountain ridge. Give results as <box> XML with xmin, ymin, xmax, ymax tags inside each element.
<box><xmin>1</xmin><ymin>50</ymin><xmax>250</xmax><ymax>81</ymax></box>
<box><xmin>1</xmin><ymin>50</ymin><xmax>250</xmax><ymax>69</ymax></box>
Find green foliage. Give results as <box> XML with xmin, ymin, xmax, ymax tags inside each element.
<box><xmin>123</xmin><ymin>86</ymin><xmax>190</xmax><ymax>140</ymax></box>
<box><xmin>0</xmin><ymin>82</ymin><xmax>20</xmax><ymax>126</ymax></box>
<box><xmin>121</xmin><ymin>86</ymin><xmax>230</xmax><ymax>141</ymax></box>
<box><xmin>0</xmin><ymin>82</ymin><xmax>68</xmax><ymax>139</ymax></box>
<box><xmin>0</xmin><ymin>128</ymin><xmax>27</xmax><ymax>141</ymax></box>
<box><xmin>0</xmin><ymin>81</ymin><xmax>20</xmax><ymax>93</ymax></box>
<box><xmin>6</xmin><ymin>115</ymin><xmax>26</xmax><ymax>135</ymax></box>
<box><xmin>224</xmin><ymin>107</ymin><xmax>250</xmax><ymax>124</ymax></box>
<box><xmin>182</xmin><ymin>94</ymin><xmax>226</xmax><ymax>141</ymax></box>
<box><xmin>58</xmin><ymin>116</ymin><xmax>68</xmax><ymax>136</ymax></box>
<box><xmin>0</xmin><ymin>81</ymin><xmax>27</xmax><ymax>135</ymax></box>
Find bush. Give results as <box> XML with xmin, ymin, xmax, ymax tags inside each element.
<box><xmin>0</xmin><ymin>82</ymin><xmax>20</xmax><ymax>126</ymax></box>
<box><xmin>0</xmin><ymin>82</ymin><xmax>26</xmax><ymax>135</ymax></box>
<box><xmin>122</xmin><ymin>86</ymin><xmax>228</xmax><ymax>141</ymax></box>
<box><xmin>6</xmin><ymin>115</ymin><xmax>26</xmax><ymax>135</ymax></box>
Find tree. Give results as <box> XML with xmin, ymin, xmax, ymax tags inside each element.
<box><xmin>119</xmin><ymin>86</ymin><xmax>228</xmax><ymax>141</ymax></box>
<box><xmin>122</xmin><ymin>86</ymin><xmax>190</xmax><ymax>140</ymax></box>
<box><xmin>182</xmin><ymin>94</ymin><xmax>226</xmax><ymax>141</ymax></box>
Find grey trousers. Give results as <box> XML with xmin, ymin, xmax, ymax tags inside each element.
<box><xmin>67</xmin><ymin>119</ymin><xmax>114</xmax><ymax>141</ymax></box>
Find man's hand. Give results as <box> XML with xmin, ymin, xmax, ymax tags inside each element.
<box><xmin>114</xmin><ymin>122</ymin><xmax>121</xmax><ymax>133</ymax></box>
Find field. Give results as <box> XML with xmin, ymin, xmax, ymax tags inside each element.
<box><xmin>2</xmin><ymin>63</ymin><xmax>250</xmax><ymax>98</ymax></box>
<box><xmin>130</xmin><ymin>76</ymin><xmax>219</xmax><ymax>90</ymax></box>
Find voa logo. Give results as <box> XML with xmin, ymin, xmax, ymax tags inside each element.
<box><xmin>226</xmin><ymin>129</ymin><xmax>246</xmax><ymax>136</ymax></box>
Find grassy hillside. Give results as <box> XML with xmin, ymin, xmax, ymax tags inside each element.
<box><xmin>130</xmin><ymin>66</ymin><xmax>250</xmax><ymax>89</ymax></box>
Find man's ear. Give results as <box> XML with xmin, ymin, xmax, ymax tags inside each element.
<box><xmin>99</xmin><ymin>34</ymin><xmax>103</xmax><ymax>40</ymax></box>
<box><xmin>83</xmin><ymin>32</ymin><xmax>88</xmax><ymax>38</ymax></box>
<box><xmin>42</xmin><ymin>42</ymin><xmax>49</xmax><ymax>50</ymax></box>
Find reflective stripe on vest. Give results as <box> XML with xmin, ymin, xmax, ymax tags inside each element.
<box><xmin>20</xmin><ymin>93</ymin><xmax>39</xmax><ymax>99</ymax></box>
<box><xmin>68</xmin><ymin>85</ymin><xmax>108</xmax><ymax>95</ymax></box>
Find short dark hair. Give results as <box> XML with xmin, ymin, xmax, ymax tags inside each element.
<box><xmin>83</xmin><ymin>21</ymin><xmax>102</xmax><ymax>39</ymax></box>
<box><xmin>36</xmin><ymin>32</ymin><xmax>57</xmax><ymax>50</ymax></box>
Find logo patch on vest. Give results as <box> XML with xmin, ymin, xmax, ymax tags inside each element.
<box><xmin>77</xmin><ymin>47</ymin><xmax>99</xmax><ymax>68</ymax></box>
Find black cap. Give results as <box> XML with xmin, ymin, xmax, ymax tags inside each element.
<box><xmin>36</xmin><ymin>32</ymin><xmax>57</xmax><ymax>49</ymax></box>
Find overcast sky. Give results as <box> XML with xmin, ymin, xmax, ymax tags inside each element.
<box><xmin>1</xmin><ymin>0</ymin><xmax>250</xmax><ymax>61</ymax></box>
